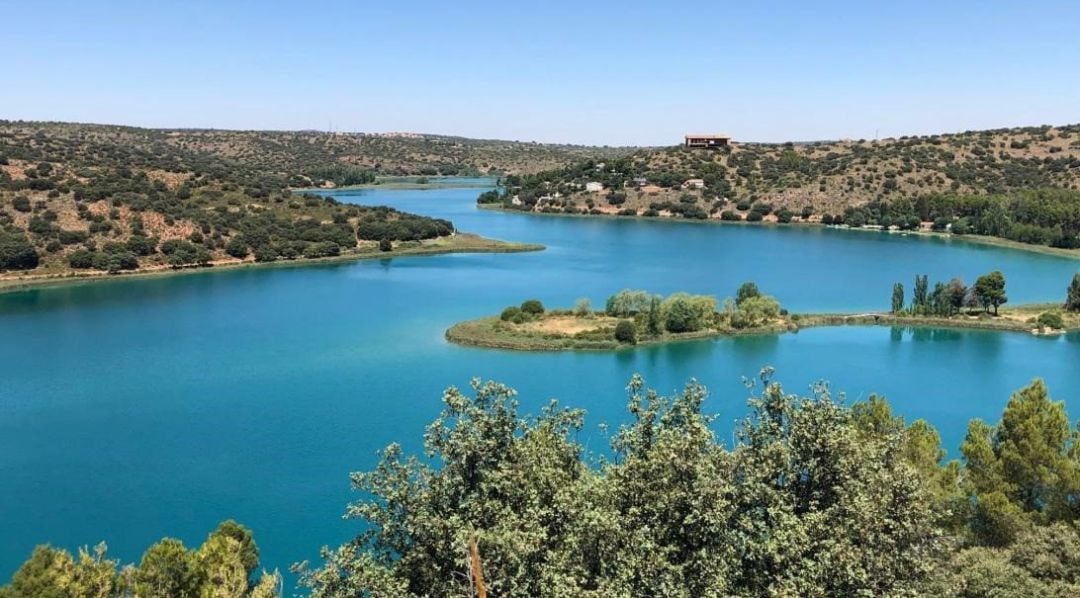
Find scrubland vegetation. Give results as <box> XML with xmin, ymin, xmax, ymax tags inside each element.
<box><xmin>0</xmin><ymin>122</ymin><xmax>566</xmax><ymax>282</ymax></box>
<box><xmin>479</xmin><ymin>124</ymin><xmax>1080</xmax><ymax>251</ymax></box>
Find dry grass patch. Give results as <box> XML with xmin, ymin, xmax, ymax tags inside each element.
<box><xmin>519</xmin><ymin>315</ymin><xmax>618</xmax><ymax>336</ymax></box>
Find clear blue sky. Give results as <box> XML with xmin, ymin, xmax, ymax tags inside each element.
<box><xmin>5</xmin><ymin>1</ymin><xmax>1079</xmax><ymax>145</ymax></box>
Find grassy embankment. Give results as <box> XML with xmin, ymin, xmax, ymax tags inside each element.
<box><xmin>0</xmin><ymin>233</ymin><xmax>542</xmax><ymax>294</ymax></box>
<box><xmin>446</xmin><ymin>304</ymin><xmax>1079</xmax><ymax>352</ymax></box>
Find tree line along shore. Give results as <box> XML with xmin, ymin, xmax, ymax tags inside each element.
<box><xmin>447</xmin><ymin>274</ymin><xmax>1080</xmax><ymax>352</ymax></box>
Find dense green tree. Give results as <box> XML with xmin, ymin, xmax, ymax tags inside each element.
<box><xmin>125</xmin><ymin>235</ymin><xmax>157</xmax><ymax>256</ymax></box>
<box><xmin>946</xmin><ymin>277</ymin><xmax>968</xmax><ymax>315</ymax></box>
<box><xmin>520</xmin><ymin>299</ymin><xmax>545</xmax><ymax>315</ymax></box>
<box><xmin>2</xmin><ymin>522</ymin><xmax>277</xmax><ymax>597</ymax></box>
<box><xmin>0</xmin><ymin>546</ymin><xmax>77</xmax><ymax>598</ymax></box>
<box><xmin>913</xmin><ymin>274</ymin><xmax>929</xmax><ymax>313</ymax></box>
<box><xmin>68</xmin><ymin>249</ymin><xmax>95</xmax><ymax>269</ymax></box>
<box><xmin>198</xmin><ymin>535</ymin><xmax>250</xmax><ymax>597</ymax></box>
<box><xmin>892</xmin><ymin>282</ymin><xmax>905</xmax><ymax>313</ymax></box>
<box><xmin>645</xmin><ymin>295</ymin><xmax>662</xmax><ymax>336</ymax></box>
<box><xmin>226</xmin><ymin>237</ymin><xmax>250</xmax><ymax>259</ymax></box>
<box><xmin>973</xmin><ymin>270</ymin><xmax>1008</xmax><ymax>314</ymax></box>
<box><xmin>605</xmin><ymin>289</ymin><xmax>653</xmax><ymax>317</ymax></box>
<box><xmin>299</xmin><ymin>374</ymin><xmax>945</xmax><ymax>597</ymax></box>
<box><xmin>1065</xmin><ymin>273</ymin><xmax>1080</xmax><ymax>312</ymax></box>
<box><xmin>135</xmin><ymin>538</ymin><xmax>203</xmax><ymax>597</ymax></box>
<box><xmin>0</xmin><ymin>231</ymin><xmax>39</xmax><ymax>271</ymax></box>
<box><xmin>660</xmin><ymin>293</ymin><xmax>715</xmax><ymax>333</ymax></box>
<box><xmin>730</xmin><ymin>294</ymin><xmax>780</xmax><ymax>329</ymax></box>
<box><xmin>961</xmin><ymin>379</ymin><xmax>1078</xmax><ymax>545</ymax></box>
<box><xmin>735</xmin><ymin>281</ymin><xmax>760</xmax><ymax>306</ymax></box>
<box><xmin>613</xmin><ymin>320</ymin><xmax>636</xmax><ymax>344</ymax></box>
<box><xmin>207</xmin><ymin>520</ymin><xmax>260</xmax><ymax>582</ymax></box>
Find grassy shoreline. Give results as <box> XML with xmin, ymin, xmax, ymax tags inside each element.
<box><xmin>477</xmin><ymin>204</ymin><xmax>1080</xmax><ymax>260</ymax></box>
<box><xmin>446</xmin><ymin>305</ymin><xmax>1078</xmax><ymax>353</ymax></box>
<box><xmin>0</xmin><ymin>234</ymin><xmax>543</xmax><ymax>295</ymax></box>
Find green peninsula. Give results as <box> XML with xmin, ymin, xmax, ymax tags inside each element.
<box><xmin>447</xmin><ymin>280</ymin><xmax>1080</xmax><ymax>352</ymax></box>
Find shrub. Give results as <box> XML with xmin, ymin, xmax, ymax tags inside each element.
<box><xmin>379</xmin><ymin>238</ymin><xmax>392</xmax><ymax>252</ymax></box>
<box><xmin>500</xmin><ymin>306</ymin><xmax>522</xmax><ymax>322</ymax></box>
<box><xmin>574</xmin><ymin>298</ymin><xmax>592</xmax><ymax>317</ymax></box>
<box><xmin>68</xmin><ymin>249</ymin><xmax>95</xmax><ymax>269</ymax></box>
<box><xmin>58</xmin><ymin>230</ymin><xmax>89</xmax><ymax>245</ymax></box>
<box><xmin>614</xmin><ymin>320</ymin><xmax>637</xmax><ymax>344</ymax></box>
<box><xmin>731</xmin><ymin>295</ymin><xmax>782</xmax><ymax>329</ymax></box>
<box><xmin>126</xmin><ymin>235</ymin><xmax>157</xmax><ymax>256</ymax></box>
<box><xmin>253</xmin><ymin>246</ymin><xmax>278</xmax><ymax>262</ymax></box>
<box><xmin>0</xmin><ymin>231</ymin><xmax>39</xmax><ymax>270</ymax></box>
<box><xmin>660</xmin><ymin>293</ymin><xmax>716</xmax><ymax>333</ymax></box>
<box><xmin>11</xmin><ymin>195</ymin><xmax>31</xmax><ymax>213</ymax></box>
<box><xmin>303</xmin><ymin>241</ymin><xmax>340</xmax><ymax>259</ymax></box>
<box><xmin>104</xmin><ymin>251</ymin><xmax>139</xmax><ymax>273</ymax></box>
<box><xmin>225</xmin><ymin>237</ymin><xmax>249</xmax><ymax>258</ymax></box>
<box><xmin>736</xmin><ymin>282</ymin><xmax>761</xmax><ymax>306</ymax></box>
<box><xmin>1037</xmin><ymin>312</ymin><xmax>1064</xmax><ymax>330</ymax></box>
<box><xmin>520</xmin><ymin>299</ymin><xmax>545</xmax><ymax>316</ymax></box>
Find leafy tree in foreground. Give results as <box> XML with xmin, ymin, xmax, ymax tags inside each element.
<box><xmin>960</xmin><ymin>379</ymin><xmax>1079</xmax><ymax>546</ymax></box>
<box><xmin>1</xmin><ymin>521</ymin><xmax>279</xmax><ymax>598</ymax></box>
<box><xmin>298</xmin><ymin>373</ymin><xmax>944</xmax><ymax>597</ymax></box>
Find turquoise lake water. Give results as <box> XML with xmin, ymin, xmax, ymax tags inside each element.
<box><xmin>2</xmin><ymin>180</ymin><xmax>1080</xmax><ymax>583</ymax></box>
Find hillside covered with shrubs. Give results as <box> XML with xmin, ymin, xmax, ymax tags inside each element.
<box><xmin>480</xmin><ymin>124</ymin><xmax>1080</xmax><ymax>250</ymax></box>
<box><xmin>0</xmin><ymin>122</ymin><xmax>464</xmax><ymax>277</ymax></box>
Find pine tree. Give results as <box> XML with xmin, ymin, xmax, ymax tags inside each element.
<box><xmin>1065</xmin><ymin>273</ymin><xmax>1080</xmax><ymax>312</ymax></box>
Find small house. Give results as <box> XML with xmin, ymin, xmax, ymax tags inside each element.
<box><xmin>585</xmin><ymin>182</ymin><xmax>604</xmax><ymax>193</ymax></box>
<box><xmin>683</xmin><ymin>179</ymin><xmax>705</xmax><ymax>189</ymax></box>
<box><xmin>684</xmin><ymin>134</ymin><xmax>732</xmax><ymax>149</ymax></box>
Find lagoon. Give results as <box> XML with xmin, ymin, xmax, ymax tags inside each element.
<box><xmin>2</xmin><ymin>180</ymin><xmax>1079</xmax><ymax>583</ymax></box>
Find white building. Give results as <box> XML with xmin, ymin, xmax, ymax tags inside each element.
<box><xmin>683</xmin><ymin>179</ymin><xmax>705</xmax><ymax>189</ymax></box>
<box><xmin>585</xmin><ymin>182</ymin><xmax>604</xmax><ymax>192</ymax></box>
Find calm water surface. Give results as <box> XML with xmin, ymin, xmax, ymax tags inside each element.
<box><xmin>2</xmin><ymin>180</ymin><xmax>1079</xmax><ymax>581</ymax></box>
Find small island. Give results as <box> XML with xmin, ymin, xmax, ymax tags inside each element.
<box><xmin>447</xmin><ymin>273</ymin><xmax>1080</xmax><ymax>352</ymax></box>
<box><xmin>446</xmin><ymin>285</ymin><xmax>795</xmax><ymax>351</ymax></box>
